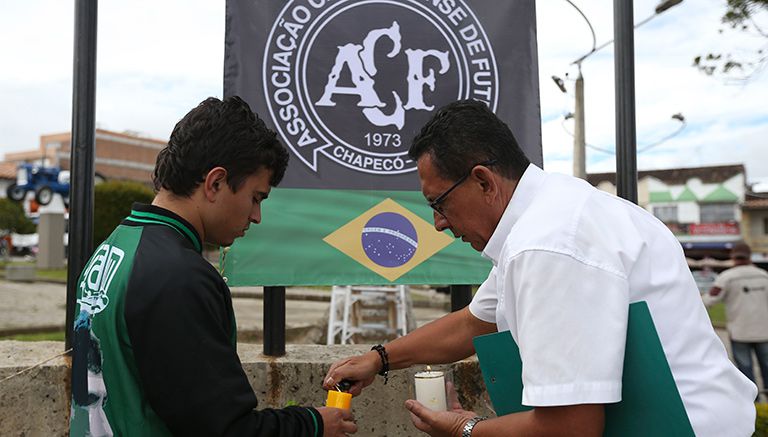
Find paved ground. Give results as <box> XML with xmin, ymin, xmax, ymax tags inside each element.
<box><xmin>233</xmin><ymin>291</ymin><xmax>447</xmax><ymax>343</ymax></box>
<box><xmin>0</xmin><ymin>280</ymin><xmax>448</xmax><ymax>337</ymax></box>
<box><xmin>0</xmin><ymin>280</ymin><xmax>67</xmax><ymax>333</ymax></box>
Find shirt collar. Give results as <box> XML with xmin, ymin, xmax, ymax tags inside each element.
<box><xmin>482</xmin><ymin>164</ymin><xmax>546</xmax><ymax>265</ymax></box>
<box><xmin>127</xmin><ymin>202</ymin><xmax>203</xmax><ymax>253</ymax></box>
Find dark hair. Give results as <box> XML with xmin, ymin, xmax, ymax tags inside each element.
<box><xmin>408</xmin><ymin>99</ymin><xmax>530</xmax><ymax>181</ymax></box>
<box><xmin>152</xmin><ymin>96</ymin><xmax>289</xmax><ymax>196</ymax></box>
<box><xmin>731</xmin><ymin>242</ymin><xmax>751</xmax><ymax>260</ymax></box>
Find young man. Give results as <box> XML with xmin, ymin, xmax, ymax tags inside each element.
<box><xmin>70</xmin><ymin>96</ymin><xmax>356</xmax><ymax>436</ymax></box>
<box><xmin>324</xmin><ymin>99</ymin><xmax>757</xmax><ymax>436</ymax></box>
<box><xmin>705</xmin><ymin>242</ymin><xmax>768</xmax><ymax>397</ymax></box>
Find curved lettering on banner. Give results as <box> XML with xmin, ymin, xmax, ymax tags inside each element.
<box><xmin>263</xmin><ymin>0</ymin><xmax>499</xmax><ymax>175</ymax></box>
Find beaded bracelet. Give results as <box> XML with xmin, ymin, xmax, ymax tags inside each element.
<box><xmin>371</xmin><ymin>344</ymin><xmax>389</xmax><ymax>385</ymax></box>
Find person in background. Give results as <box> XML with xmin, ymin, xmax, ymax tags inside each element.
<box><xmin>70</xmin><ymin>96</ymin><xmax>356</xmax><ymax>436</ymax></box>
<box><xmin>705</xmin><ymin>241</ymin><xmax>768</xmax><ymax>400</ymax></box>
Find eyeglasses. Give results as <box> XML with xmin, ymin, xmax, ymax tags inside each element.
<box><xmin>428</xmin><ymin>159</ymin><xmax>497</xmax><ymax>217</ymax></box>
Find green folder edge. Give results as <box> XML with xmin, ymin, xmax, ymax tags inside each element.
<box><xmin>472</xmin><ymin>301</ymin><xmax>695</xmax><ymax>436</ymax></box>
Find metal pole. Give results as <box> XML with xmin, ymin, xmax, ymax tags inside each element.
<box><xmin>65</xmin><ymin>0</ymin><xmax>98</xmax><ymax>351</ymax></box>
<box><xmin>263</xmin><ymin>286</ymin><xmax>286</xmax><ymax>356</ymax></box>
<box><xmin>450</xmin><ymin>285</ymin><xmax>472</xmax><ymax>312</ymax></box>
<box><xmin>614</xmin><ymin>0</ymin><xmax>638</xmax><ymax>204</ymax></box>
<box><xmin>573</xmin><ymin>69</ymin><xmax>586</xmax><ymax>179</ymax></box>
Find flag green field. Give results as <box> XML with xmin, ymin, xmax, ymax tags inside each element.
<box><xmin>222</xmin><ymin>188</ymin><xmax>492</xmax><ymax>286</ymax></box>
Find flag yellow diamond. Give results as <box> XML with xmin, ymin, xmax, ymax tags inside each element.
<box><xmin>323</xmin><ymin>198</ymin><xmax>454</xmax><ymax>282</ymax></box>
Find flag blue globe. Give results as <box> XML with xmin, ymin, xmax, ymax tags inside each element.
<box><xmin>361</xmin><ymin>212</ymin><xmax>418</xmax><ymax>267</ymax></box>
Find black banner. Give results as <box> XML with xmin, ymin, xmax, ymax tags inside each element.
<box><xmin>225</xmin><ymin>0</ymin><xmax>541</xmax><ymax>190</ymax></box>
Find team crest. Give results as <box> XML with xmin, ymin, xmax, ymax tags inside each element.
<box><xmin>263</xmin><ymin>0</ymin><xmax>499</xmax><ymax>174</ymax></box>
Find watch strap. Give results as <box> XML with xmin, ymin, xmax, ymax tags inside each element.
<box><xmin>461</xmin><ymin>416</ymin><xmax>487</xmax><ymax>437</ymax></box>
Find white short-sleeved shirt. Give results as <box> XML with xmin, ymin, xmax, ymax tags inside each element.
<box><xmin>469</xmin><ymin>164</ymin><xmax>757</xmax><ymax>437</ymax></box>
<box><xmin>706</xmin><ymin>264</ymin><xmax>768</xmax><ymax>342</ymax></box>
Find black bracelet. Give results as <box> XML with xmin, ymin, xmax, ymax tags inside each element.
<box><xmin>371</xmin><ymin>344</ymin><xmax>389</xmax><ymax>385</ymax></box>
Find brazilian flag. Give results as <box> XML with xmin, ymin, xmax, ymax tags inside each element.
<box><xmin>222</xmin><ymin>188</ymin><xmax>492</xmax><ymax>286</ymax></box>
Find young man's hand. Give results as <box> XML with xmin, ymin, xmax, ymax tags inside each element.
<box><xmin>317</xmin><ymin>407</ymin><xmax>357</xmax><ymax>436</ymax></box>
<box><xmin>323</xmin><ymin>351</ymin><xmax>380</xmax><ymax>396</ymax></box>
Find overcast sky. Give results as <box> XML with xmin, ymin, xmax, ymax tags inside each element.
<box><xmin>1</xmin><ymin>0</ymin><xmax>766</xmax><ymax>183</ymax></box>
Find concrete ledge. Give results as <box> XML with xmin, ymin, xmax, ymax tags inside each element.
<box><xmin>5</xmin><ymin>265</ymin><xmax>36</xmax><ymax>282</ymax></box>
<box><xmin>0</xmin><ymin>342</ymin><xmax>493</xmax><ymax>436</ymax></box>
<box><xmin>0</xmin><ymin>341</ymin><xmax>70</xmax><ymax>437</ymax></box>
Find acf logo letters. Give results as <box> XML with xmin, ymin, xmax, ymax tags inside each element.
<box><xmin>264</xmin><ymin>0</ymin><xmax>498</xmax><ymax>175</ymax></box>
<box><xmin>315</xmin><ymin>21</ymin><xmax>449</xmax><ymax>130</ymax></box>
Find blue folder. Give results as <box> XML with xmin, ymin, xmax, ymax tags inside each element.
<box><xmin>472</xmin><ymin>301</ymin><xmax>695</xmax><ymax>436</ymax></box>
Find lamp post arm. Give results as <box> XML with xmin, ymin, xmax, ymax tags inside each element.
<box><xmin>565</xmin><ymin>0</ymin><xmax>597</xmax><ymax>53</ymax></box>
<box><xmin>570</xmin><ymin>1</ymin><xmax>683</xmax><ymax>66</ymax></box>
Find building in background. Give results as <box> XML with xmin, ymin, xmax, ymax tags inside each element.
<box><xmin>588</xmin><ymin>164</ymin><xmax>746</xmax><ymax>261</ymax></box>
<box><xmin>3</xmin><ymin>128</ymin><xmax>164</xmax><ymax>186</ymax></box>
<box><xmin>742</xmin><ymin>192</ymin><xmax>768</xmax><ymax>264</ymax></box>
<box><xmin>0</xmin><ymin>162</ymin><xmax>18</xmax><ymax>197</ymax></box>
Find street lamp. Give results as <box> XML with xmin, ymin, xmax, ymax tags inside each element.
<box><xmin>551</xmin><ymin>75</ymin><xmax>567</xmax><ymax>94</ymax></box>
<box><xmin>655</xmin><ymin>0</ymin><xmax>684</xmax><ymax>14</ymax></box>
<box><xmin>555</xmin><ymin>0</ymin><xmax>684</xmax><ymax>179</ymax></box>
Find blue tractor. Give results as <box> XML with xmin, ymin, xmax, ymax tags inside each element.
<box><xmin>6</xmin><ymin>164</ymin><xmax>70</xmax><ymax>206</ymax></box>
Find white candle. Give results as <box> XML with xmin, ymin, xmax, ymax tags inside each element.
<box><xmin>414</xmin><ymin>370</ymin><xmax>447</xmax><ymax>411</ymax></box>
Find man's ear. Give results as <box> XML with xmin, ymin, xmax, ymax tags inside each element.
<box><xmin>472</xmin><ymin>165</ymin><xmax>498</xmax><ymax>203</ymax></box>
<box><xmin>203</xmin><ymin>167</ymin><xmax>227</xmax><ymax>202</ymax></box>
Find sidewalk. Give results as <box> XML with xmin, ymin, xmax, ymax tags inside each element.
<box><xmin>0</xmin><ymin>280</ymin><xmax>66</xmax><ymax>334</ymax></box>
<box><xmin>0</xmin><ymin>280</ymin><xmax>448</xmax><ymax>339</ymax></box>
<box><xmin>231</xmin><ymin>285</ymin><xmax>451</xmax><ymax>309</ymax></box>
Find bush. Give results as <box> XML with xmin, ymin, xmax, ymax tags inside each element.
<box><xmin>94</xmin><ymin>180</ymin><xmax>154</xmax><ymax>245</ymax></box>
<box><xmin>757</xmin><ymin>403</ymin><xmax>768</xmax><ymax>437</ymax></box>
<box><xmin>0</xmin><ymin>197</ymin><xmax>36</xmax><ymax>234</ymax></box>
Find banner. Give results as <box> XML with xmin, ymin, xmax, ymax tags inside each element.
<box><xmin>223</xmin><ymin>0</ymin><xmax>541</xmax><ymax>285</ymax></box>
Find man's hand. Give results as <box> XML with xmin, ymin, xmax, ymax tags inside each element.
<box><xmin>406</xmin><ymin>381</ymin><xmax>478</xmax><ymax>437</ymax></box>
<box><xmin>323</xmin><ymin>351</ymin><xmax>380</xmax><ymax>396</ymax></box>
<box><xmin>317</xmin><ymin>407</ymin><xmax>357</xmax><ymax>436</ymax></box>
<box><xmin>405</xmin><ymin>399</ymin><xmax>476</xmax><ymax>437</ymax></box>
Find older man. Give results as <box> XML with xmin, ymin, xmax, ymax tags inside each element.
<box><xmin>324</xmin><ymin>99</ymin><xmax>756</xmax><ymax>436</ymax></box>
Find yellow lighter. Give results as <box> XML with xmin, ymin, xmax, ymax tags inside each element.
<box><xmin>325</xmin><ymin>389</ymin><xmax>352</xmax><ymax>409</ymax></box>
<box><xmin>326</xmin><ymin>381</ymin><xmax>352</xmax><ymax>409</ymax></box>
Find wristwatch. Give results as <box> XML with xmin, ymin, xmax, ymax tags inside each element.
<box><xmin>461</xmin><ymin>416</ymin><xmax>487</xmax><ymax>437</ymax></box>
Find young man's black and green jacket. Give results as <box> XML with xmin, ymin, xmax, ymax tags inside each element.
<box><xmin>70</xmin><ymin>203</ymin><xmax>322</xmax><ymax>436</ymax></box>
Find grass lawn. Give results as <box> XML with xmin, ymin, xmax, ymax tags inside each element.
<box><xmin>1</xmin><ymin>331</ymin><xmax>65</xmax><ymax>341</ymax></box>
<box><xmin>0</xmin><ymin>308</ymin><xmax>727</xmax><ymax>343</ymax></box>
<box><xmin>707</xmin><ymin>302</ymin><xmax>726</xmax><ymax>327</ymax></box>
<box><xmin>0</xmin><ymin>260</ymin><xmax>67</xmax><ymax>282</ymax></box>
<box><xmin>35</xmin><ymin>268</ymin><xmax>68</xmax><ymax>282</ymax></box>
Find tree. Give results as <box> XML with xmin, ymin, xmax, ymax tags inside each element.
<box><xmin>94</xmin><ymin>180</ymin><xmax>154</xmax><ymax>245</ymax></box>
<box><xmin>694</xmin><ymin>0</ymin><xmax>768</xmax><ymax>79</ymax></box>
<box><xmin>0</xmin><ymin>198</ymin><xmax>36</xmax><ymax>234</ymax></box>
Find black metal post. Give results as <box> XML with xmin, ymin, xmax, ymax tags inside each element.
<box><xmin>450</xmin><ymin>285</ymin><xmax>472</xmax><ymax>312</ymax></box>
<box><xmin>263</xmin><ymin>286</ymin><xmax>286</xmax><ymax>356</ymax></box>
<box><xmin>65</xmin><ymin>0</ymin><xmax>98</xmax><ymax>351</ymax></box>
<box><xmin>614</xmin><ymin>0</ymin><xmax>638</xmax><ymax>204</ymax></box>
